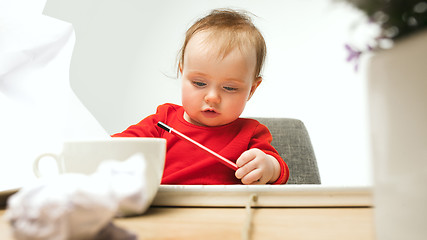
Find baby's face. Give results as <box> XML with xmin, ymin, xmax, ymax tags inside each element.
<box><xmin>181</xmin><ymin>31</ymin><xmax>261</xmax><ymax>127</ymax></box>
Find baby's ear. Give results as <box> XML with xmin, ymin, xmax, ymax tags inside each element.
<box><xmin>179</xmin><ymin>63</ymin><xmax>183</xmax><ymax>74</ymax></box>
<box><xmin>248</xmin><ymin>77</ymin><xmax>262</xmax><ymax>101</ymax></box>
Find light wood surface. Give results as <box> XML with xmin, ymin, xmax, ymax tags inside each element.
<box><xmin>1</xmin><ymin>206</ymin><xmax>375</xmax><ymax>240</ymax></box>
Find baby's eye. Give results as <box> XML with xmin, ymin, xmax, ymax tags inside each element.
<box><xmin>223</xmin><ymin>86</ymin><xmax>238</xmax><ymax>92</ymax></box>
<box><xmin>192</xmin><ymin>81</ymin><xmax>206</xmax><ymax>87</ymax></box>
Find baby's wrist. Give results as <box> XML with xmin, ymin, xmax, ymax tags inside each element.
<box><xmin>267</xmin><ymin>154</ymin><xmax>280</xmax><ymax>183</ymax></box>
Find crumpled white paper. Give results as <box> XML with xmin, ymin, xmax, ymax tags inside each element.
<box><xmin>0</xmin><ymin>0</ymin><xmax>109</xmax><ymax>191</ymax></box>
<box><xmin>5</xmin><ymin>153</ymin><xmax>148</xmax><ymax>240</ymax></box>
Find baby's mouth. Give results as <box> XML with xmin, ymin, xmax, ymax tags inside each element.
<box><xmin>202</xmin><ymin>108</ymin><xmax>219</xmax><ymax>118</ymax></box>
<box><xmin>203</xmin><ymin>107</ymin><xmax>218</xmax><ymax>113</ymax></box>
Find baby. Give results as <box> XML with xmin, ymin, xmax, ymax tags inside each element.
<box><xmin>112</xmin><ymin>9</ymin><xmax>289</xmax><ymax>185</ymax></box>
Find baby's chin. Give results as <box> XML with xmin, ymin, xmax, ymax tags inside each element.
<box><xmin>184</xmin><ymin>111</ymin><xmax>237</xmax><ymax>127</ymax></box>
<box><xmin>194</xmin><ymin>118</ymin><xmax>237</xmax><ymax>127</ymax></box>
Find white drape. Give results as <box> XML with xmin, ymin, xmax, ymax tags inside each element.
<box><xmin>0</xmin><ymin>0</ymin><xmax>108</xmax><ymax>191</ymax></box>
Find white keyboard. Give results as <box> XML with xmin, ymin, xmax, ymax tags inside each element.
<box><xmin>152</xmin><ymin>185</ymin><xmax>373</xmax><ymax>207</ymax></box>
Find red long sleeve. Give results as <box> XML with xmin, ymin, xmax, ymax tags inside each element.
<box><xmin>112</xmin><ymin>103</ymin><xmax>289</xmax><ymax>184</ymax></box>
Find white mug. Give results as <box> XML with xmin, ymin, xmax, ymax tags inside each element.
<box><xmin>33</xmin><ymin>138</ymin><xmax>166</xmax><ymax>177</ymax></box>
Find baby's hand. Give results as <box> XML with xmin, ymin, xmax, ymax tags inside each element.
<box><xmin>234</xmin><ymin>148</ymin><xmax>280</xmax><ymax>185</ymax></box>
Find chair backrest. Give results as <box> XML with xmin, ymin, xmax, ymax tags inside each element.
<box><xmin>254</xmin><ymin>118</ymin><xmax>321</xmax><ymax>184</ymax></box>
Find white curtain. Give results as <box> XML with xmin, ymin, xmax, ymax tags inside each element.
<box><xmin>0</xmin><ymin>0</ymin><xmax>108</xmax><ymax>191</ymax></box>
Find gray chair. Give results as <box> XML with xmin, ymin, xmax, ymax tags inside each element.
<box><xmin>255</xmin><ymin>118</ymin><xmax>321</xmax><ymax>184</ymax></box>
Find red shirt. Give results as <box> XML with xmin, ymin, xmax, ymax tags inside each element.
<box><xmin>112</xmin><ymin>103</ymin><xmax>289</xmax><ymax>184</ymax></box>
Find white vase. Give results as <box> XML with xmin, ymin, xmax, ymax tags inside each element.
<box><xmin>367</xmin><ymin>30</ymin><xmax>427</xmax><ymax>240</ymax></box>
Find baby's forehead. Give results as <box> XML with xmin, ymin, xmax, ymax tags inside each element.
<box><xmin>187</xmin><ymin>30</ymin><xmax>256</xmax><ymax>61</ymax></box>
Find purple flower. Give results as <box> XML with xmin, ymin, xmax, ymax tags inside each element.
<box><xmin>345</xmin><ymin>44</ymin><xmax>362</xmax><ymax>72</ymax></box>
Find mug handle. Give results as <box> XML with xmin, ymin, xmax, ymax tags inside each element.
<box><xmin>33</xmin><ymin>153</ymin><xmax>62</xmax><ymax>178</ymax></box>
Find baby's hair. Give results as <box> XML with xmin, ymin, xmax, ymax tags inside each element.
<box><xmin>178</xmin><ymin>8</ymin><xmax>266</xmax><ymax>79</ymax></box>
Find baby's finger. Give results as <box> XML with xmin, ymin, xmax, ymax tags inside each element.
<box><xmin>240</xmin><ymin>169</ymin><xmax>263</xmax><ymax>185</ymax></box>
<box><xmin>235</xmin><ymin>157</ymin><xmax>259</xmax><ymax>179</ymax></box>
<box><xmin>235</xmin><ymin>149</ymin><xmax>256</xmax><ymax>167</ymax></box>
<box><xmin>235</xmin><ymin>166</ymin><xmax>247</xmax><ymax>179</ymax></box>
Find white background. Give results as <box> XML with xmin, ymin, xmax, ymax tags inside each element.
<box><xmin>21</xmin><ymin>0</ymin><xmax>374</xmax><ymax>186</ymax></box>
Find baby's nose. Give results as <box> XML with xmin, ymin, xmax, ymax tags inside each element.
<box><xmin>204</xmin><ymin>89</ymin><xmax>221</xmax><ymax>103</ymax></box>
